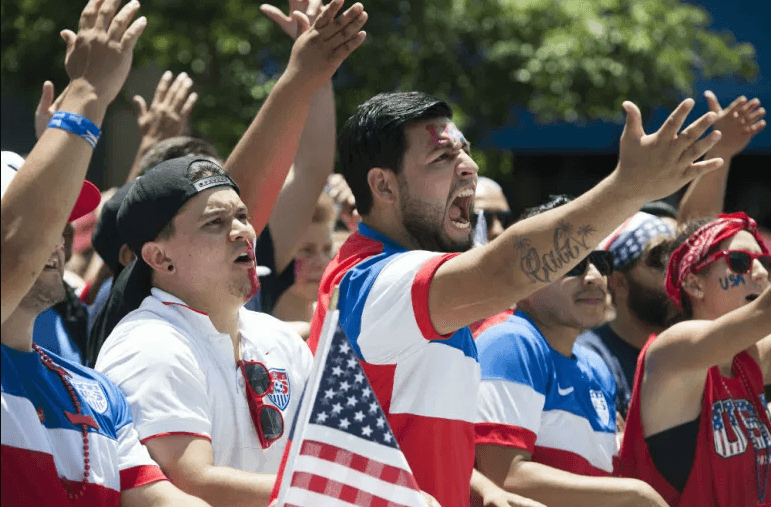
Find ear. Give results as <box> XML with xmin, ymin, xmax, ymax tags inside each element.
<box><xmin>141</xmin><ymin>241</ymin><xmax>172</xmax><ymax>274</ymax></box>
<box><xmin>366</xmin><ymin>168</ymin><xmax>398</xmax><ymax>208</ymax></box>
<box><xmin>682</xmin><ymin>273</ymin><xmax>705</xmax><ymax>300</ymax></box>
<box><xmin>118</xmin><ymin>244</ymin><xmax>136</xmax><ymax>268</ymax></box>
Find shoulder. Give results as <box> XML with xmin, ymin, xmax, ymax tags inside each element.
<box><xmin>477</xmin><ymin>314</ymin><xmax>550</xmax><ymax>381</ymax></box>
<box><xmin>241</xmin><ymin>310</ymin><xmax>311</xmax><ymax>358</ymax></box>
<box><xmin>575</xmin><ymin>345</ymin><xmax>615</xmax><ymax>390</ymax></box>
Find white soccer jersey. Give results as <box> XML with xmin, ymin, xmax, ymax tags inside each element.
<box><xmin>95</xmin><ymin>288</ymin><xmax>312</xmax><ymax>473</ymax></box>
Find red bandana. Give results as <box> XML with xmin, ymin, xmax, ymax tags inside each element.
<box><xmin>665</xmin><ymin>212</ymin><xmax>768</xmax><ymax>309</ymax></box>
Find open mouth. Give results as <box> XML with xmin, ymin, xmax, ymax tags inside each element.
<box><xmin>448</xmin><ymin>189</ymin><xmax>474</xmax><ymax>230</ymax></box>
<box><xmin>746</xmin><ymin>293</ymin><xmax>759</xmax><ymax>302</ymax></box>
<box><xmin>43</xmin><ymin>256</ymin><xmax>61</xmax><ymax>272</ymax></box>
<box><xmin>234</xmin><ymin>245</ymin><xmax>256</xmax><ymax>266</ymax></box>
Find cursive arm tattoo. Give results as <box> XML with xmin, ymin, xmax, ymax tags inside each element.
<box><xmin>515</xmin><ymin>221</ymin><xmax>596</xmax><ymax>283</ymax></box>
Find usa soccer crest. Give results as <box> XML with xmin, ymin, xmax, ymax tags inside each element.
<box><xmin>71</xmin><ymin>379</ymin><xmax>108</xmax><ymax>414</ymax></box>
<box><xmin>268</xmin><ymin>368</ymin><xmax>291</xmax><ymax>411</ymax></box>
<box><xmin>590</xmin><ymin>390</ymin><xmax>610</xmax><ymax>426</ymax></box>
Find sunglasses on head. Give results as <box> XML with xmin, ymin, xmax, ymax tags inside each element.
<box><xmin>483</xmin><ymin>210</ymin><xmax>513</xmax><ymax>228</ymax></box>
<box><xmin>238</xmin><ymin>360</ymin><xmax>284</xmax><ymax>449</ymax></box>
<box><xmin>565</xmin><ymin>251</ymin><xmax>614</xmax><ymax>277</ymax></box>
<box><xmin>693</xmin><ymin>249</ymin><xmax>771</xmax><ymax>275</ymax></box>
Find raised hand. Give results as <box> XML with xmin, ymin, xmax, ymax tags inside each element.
<box><xmin>133</xmin><ymin>71</ymin><xmax>198</xmax><ymax>143</ymax></box>
<box><xmin>704</xmin><ymin>91</ymin><xmax>766</xmax><ymax>158</ymax></box>
<box><xmin>284</xmin><ymin>0</ymin><xmax>367</xmax><ymax>91</ymax></box>
<box><xmin>60</xmin><ymin>0</ymin><xmax>146</xmax><ymax>110</ymax></box>
<box><xmin>616</xmin><ymin>99</ymin><xmax>723</xmax><ymax>201</ymax></box>
<box><xmin>34</xmin><ymin>81</ymin><xmax>68</xmax><ymax>139</ymax></box>
<box><xmin>260</xmin><ymin>0</ymin><xmax>323</xmax><ymax>40</ymax></box>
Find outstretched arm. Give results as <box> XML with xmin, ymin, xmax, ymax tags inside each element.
<box><xmin>226</xmin><ymin>0</ymin><xmax>366</xmax><ymax>239</ymax></box>
<box><xmin>261</xmin><ymin>0</ymin><xmax>338</xmax><ymax>273</ymax></box>
<box><xmin>429</xmin><ymin>99</ymin><xmax>724</xmax><ymax>335</ymax></box>
<box><xmin>1</xmin><ymin>0</ymin><xmax>145</xmax><ymax>323</ymax></box>
<box><xmin>678</xmin><ymin>91</ymin><xmax>766</xmax><ymax>222</ymax></box>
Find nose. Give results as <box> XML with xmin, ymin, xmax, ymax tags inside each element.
<box><xmin>456</xmin><ymin>151</ymin><xmax>479</xmax><ymax>178</ymax></box>
<box><xmin>751</xmin><ymin>257</ymin><xmax>769</xmax><ymax>285</ymax></box>
<box><xmin>583</xmin><ymin>262</ymin><xmax>605</xmax><ymax>286</ymax></box>
<box><xmin>229</xmin><ymin>217</ymin><xmax>255</xmax><ymax>243</ymax></box>
<box><xmin>488</xmin><ymin>217</ymin><xmax>505</xmax><ymax>241</ymax></box>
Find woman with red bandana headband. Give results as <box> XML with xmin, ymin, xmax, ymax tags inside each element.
<box><xmin>617</xmin><ymin>212</ymin><xmax>771</xmax><ymax>507</ymax></box>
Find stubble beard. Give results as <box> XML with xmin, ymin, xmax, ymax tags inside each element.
<box><xmin>626</xmin><ymin>274</ymin><xmax>670</xmax><ymax>329</ymax></box>
<box><xmin>20</xmin><ymin>274</ymin><xmax>66</xmax><ymax>313</ymax></box>
<box><xmin>400</xmin><ymin>184</ymin><xmax>474</xmax><ymax>253</ymax></box>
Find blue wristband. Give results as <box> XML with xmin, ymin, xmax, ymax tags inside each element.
<box><xmin>47</xmin><ymin>111</ymin><xmax>101</xmax><ymax>148</ymax></box>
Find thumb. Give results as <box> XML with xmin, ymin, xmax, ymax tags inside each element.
<box><xmin>292</xmin><ymin>11</ymin><xmax>311</xmax><ymax>35</ymax></box>
<box><xmin>704</xmin><ymin>90</ymin><xmax>721</xmax><ymax>113</ymax></box>
<box><xmin>36</xmin><ymin>81</ymin><xmax>55</xmax><ymax>116</ymax></box>
<box><xmin>621</xmin><ymin>101</ymin><xmax>645</xmax><ymax>141</ymax></box>
<box><xmin>132</xmin><ymin>95</ymin><xmax>148</xmax><ymax>118</ymax></box>
<box><xmin>260</xmin><ymin>4</ymin><xmax>296</xmax><ymax>37</ymax></box>
<box><xmin>60</xmin><ymin>29</ymin><xmax>76</xmax><ymax>49</ymax></box>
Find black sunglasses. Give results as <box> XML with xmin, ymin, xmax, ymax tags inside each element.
<box><xmin>239</xmin><ymin>361</ymin><xmax>284</xmax><ymax>449</ymax></box>
<box><xmin>483</xmin><ymin>210</ymin><xmax>513</xmax><ymax>228</ymax></box>
<box><xmin>694</xmin><ymin>249</ymin><xmax>771</xmax><ymax>275</ymax></box>
<box><xmin>565</xmin><ymin>251</ymin><xmax>614</xmax><ymax>277</ymax></box>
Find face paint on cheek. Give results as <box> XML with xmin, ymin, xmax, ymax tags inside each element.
<box><xmin>718</xmin><ymin>274</ymin><xmax>746</xmax><ymax>291</ymax></box>
<box><xmin>294</xmin><ymin>258</ymin><xmax>309</xmax><ymax>283</ymax></box>
<box><xmin>246</xmin><ymin>242</ymin><xmax>260</xmax><ymax>301</ymax></box>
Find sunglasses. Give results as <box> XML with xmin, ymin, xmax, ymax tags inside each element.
<box><xmin>238</xmin><ymin>360</ymin><xmax>284</xmax><ymax>449</ymax></box>
<box><xmin>693</xmin><ymin>249</ymin><xmax>771</xmax><ymax>275</ymax></box>
<box><xmin>482</xmin><ymin>210</ymin><xmax>513</xmax><ymax>228</ymax></box>
<box><xmin>565</xmin><ymin>251</ymin><xmax>615</xmax><ymax>277</ymax></box>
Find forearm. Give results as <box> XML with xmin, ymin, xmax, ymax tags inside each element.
<box><xmin>268</xmin><ymin>81</ymin><xmax>336</xmax><ymax>272</ymax></box>
<box><xmin>225</xmin><ymin>70</ymin><xmax>317</xmax><ymax>236</ymax></box>
<box><xmin>1</xmin><ymin>80</ymin><xmax>106</xmax><ymax>322</ymax></box>
<box><xmin>501</xmin><ymin>461</ymin><xmax>647</xmax><ymax>507</ymax></box>
<box><xmin>677</xmin><ymin>156</ymin><xmax>731</xmax><ymax>223</ymax></box>
<box><xmin>431</xmin><ymin>170</ymin><xmax>649</xmax><ymax>334</ymax></box>
<box><xmin>176</xmin><ymin>465</ymin><xmax>274</xmax><ymax>507</ymax></box>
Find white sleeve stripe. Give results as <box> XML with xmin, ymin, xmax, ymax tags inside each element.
<box><xmin>116</xmin><ymin>422</ymin><xmax>161</xmax><ymax>473</ymax></box>
<box><xmin>536</xmin><ymin>409</ymin><xmax>616</xmax><ymax>472</ymax></box>
<box><xmin>477</xmin><ymin>378</ymin><xmax>544</xmax><ymax>433</ymax></box>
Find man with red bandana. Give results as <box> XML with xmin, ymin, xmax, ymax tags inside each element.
<box><xmin>307</xmin><ymin>90</ymin><xmax>728</xmax><ymax>506</ymax></box>
<box><xmin>617</xmin><ymin>212</ymin><xmax>771</xmax><ymax>507</ymax></box>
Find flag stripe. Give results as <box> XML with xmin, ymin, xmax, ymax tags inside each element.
<box><xmin>303</xmin><ymin>423</ymin><xmax>411</xmax><ymax>470</ymax></box>
<box><xmin>290</xmin><ymin>471</ymin><xmax>415</xmax><ymax>507</ymax></box>
<box><xmin>300</xmin><ymin>440</ymin><xmax>415</xmax><ymax>487</ymax></box>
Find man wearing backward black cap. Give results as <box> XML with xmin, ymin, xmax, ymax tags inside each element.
<box><xmin>94</xmin><ymin>156</ymin><xmax>312</xmax><ymax>505</ymax></box>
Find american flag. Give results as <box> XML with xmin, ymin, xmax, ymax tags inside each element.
<box><xmin>272</xmin><ymin>308</ymin><xmax>426</xmax><ymax>507</ymax></box>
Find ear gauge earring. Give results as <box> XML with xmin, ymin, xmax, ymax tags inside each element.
<box><xmin>696</xmin><ymin>289</ymin><xmax>704</xmax><ymax>298</ymax></box>
<box><xmin>167</xmin><ymin>265</ymin><xmax>174</xmax><ymax>272</ymax></box>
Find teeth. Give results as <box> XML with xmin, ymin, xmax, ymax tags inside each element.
<box><xmin>451</xmin><ymin>220</ymin><xmax>471</xmax><ymax>229</ymax></box>
<box><xmin>455</xmin><ymin>188</ymin><xmax>474</xmax><ymax>198</ymax></box>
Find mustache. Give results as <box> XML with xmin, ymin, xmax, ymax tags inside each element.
<box><xmin>574</xmin><ymin>289</ymin><xmax>608</xmax><ymax>300</ymax></box>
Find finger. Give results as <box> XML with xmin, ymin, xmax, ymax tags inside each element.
<box><xmin>722</xmin><ymin>95</ymin><xmax>747</xmax><ymax>117</ymax></box>
<box><xmin>704</xmin><ymin>90</ymin><xmax>722</xmax><ymax>113</ymax></box>
<box><xmin>180</xmin><ymin>92</ymin><xmax>198</xmax><ymax>118</ymax></box>
<box><xmin>152</xmin><ymin>71</ymin><xmax>173</xmax><ymax>105</ymax></box>
<box><xmin>676</xmin><ymin>111</ymin><xmax>717</xmax><ymax>150</ymax></box>
<box><xmin>685</xmin><ymin>155</ymin><xmax>725</xmax><ymax>179</ymax></box>
<box><xmin>79</xmin><ymin>0</ymin><xmax>105</xmax><ymax>31</ymax></box>
<box><xmin>620</xmin><ymin>101</ymin><xmax>645</xmax><ymax>141</ymax></box>
<box><xmin>740</xmin><ymin>97</ymin><xmax>761</xmax><ymax>115</ymax></box>
<box><xmin>679</xmin><ymin>129</ymin><xmax>721</xmax><ymax>165</ymax></box>
<box><xmin>36</xmin><ymin>81</ymin><xmax>55</xmax><ymax>118</ymax></box>
<box><xmin>313</xmin><ymin>0</ymin><xmax>344</xmax><ymax>30</ymax></box>
<box><xmin>659</xmin><ymin>98</ymin><xmax>695</xmax><ymax>140</ymax></box>
<box><xmin>165</xmin><ymin>72</ymin><xmax>188</xmax><ymax>105</ymax></box>
<box><xmin>322</xmin><ymin>3</ymin><xmax>365</xmax><ymax>42</ymax></box>
<box><xmin>746</xmin><ymin>107</ymin><xmax>766</xmax><ymax>124</ymax></box>
<box><xmin>291</xmin><ymin>11</ymin><xmax>311</xmax><ymax>35</ymax></box>
<box><xmin>95</xmin><ymin>0</ymin><xmax>122</xmax><ymax>32</ymax></box>
<box><xmin>171</xmin><ymin>76</ymin><xmax>194</xmax><ymax>109</ymax></box>
<box><xmin>60</xmin><ymin>29</ymin><xmax>77</xmax><ymax>50</ymax></box>
<box><xmin>132</xmin><ymin>95</ymin><xmax>148</xmax><ymax>118</ymax></box>
<box><xmin>332</xmin><ymin>30</ymin><xmax>367</xmax><ymax>59</ymax></box>
<box><xmin>748</xmin><ymin>119</ymin><xmax>766</xmax><ymax>135</ymax></box>
<box><xmin>120</xmin><ymin>15</ymin><xmax>147</xmax><ymax>50</ymax></box>
<box><xmin>52</xmin><ymin>84</ymin><xmax>69</xmax><ymax>109</ymax></box>
<box><xmin>259</xmin><ymin>4</ymin><xmax>295</xmax><ymax>36</ymax></box>
<box><xmin>107</xmin><ymin>0</ymin><xmax>140</xmax><ymax>41</ymax></box>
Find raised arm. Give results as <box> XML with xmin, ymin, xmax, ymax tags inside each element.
<box><xmin>429</xmin><ymin>99</ymin><xmax>724</xmax><ymax>335</ymax></box>
<box><xmin>678</xmin><ymin>91</ymin><xmax>766</xmax><ymax>222</ymax></box>
<box><xmin>261</xmin><ymin>0</ymin><xmax>338</xmax><ymax>273</ymax></box>
<box><xmin>1</xmin><ymin>0</ymin><xmax>145</xmax><ymax>323</ymax></box>
<box><xmin>226</xmin><ymin>0</ymin><xmax>366</xmax><ymax>237</ymax></box>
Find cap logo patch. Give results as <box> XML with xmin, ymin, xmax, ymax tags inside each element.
<box><xmin>193</xmin><ymin>175</ymin><xmax>235</xmax><ymax>193</ymax></box>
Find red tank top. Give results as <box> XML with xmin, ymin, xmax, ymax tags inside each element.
<box><xmin>617</xmin><ymin>336</ymin><xmax>771</xmax><ymax>507</ymax></box>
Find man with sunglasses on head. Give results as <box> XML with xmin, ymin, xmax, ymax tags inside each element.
<box><xmin>474</xmin><ymin>197</ymin><xmax>670</xmax><ymax>507</ymax></box>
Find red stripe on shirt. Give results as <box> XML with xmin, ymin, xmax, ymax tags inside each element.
<box><xmin>411</xmin><ymin>252</ymin><xmax>460</xmax><ymax>340</ymax></box>
<box><xmin>119</xmin><ymin>465</ymin><xmax>167</xmax><ymax>490</ymax></box>
<box><xmin>475</xmin><ymin>421</ymin><xmax>536</xmax><ymax>452</ymax></box>
<box><xmin>533</xmin><ymin>446</ymin><xmax>611</xmax><ymax>476</ymax></box>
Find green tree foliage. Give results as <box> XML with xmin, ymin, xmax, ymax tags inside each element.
<box><xmin>2</xmin><ymin>0</ymin><xmax>757</xmax><ymax>173</ymax></box>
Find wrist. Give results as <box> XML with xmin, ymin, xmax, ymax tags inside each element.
<box><xmin>60</xmin><ymin>79</ymin><xmax>108</xmax><ymax>126</ymax></box>
<box><xmin>604</xmin><ymin>168</ymin><xmax>650</xmax><ymax>207</ymax></box>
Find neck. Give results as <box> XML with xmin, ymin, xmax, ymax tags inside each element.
<box><xmin>273</xmin><ymin>290</ymin><xmax>315</xmax><ymax>323</ymax></box>
<box><xmin>361</xmin><ymin>213</ymin><xmax>417</xmax><ymax>250</ymax></box>
<box><xmin>523</xmin><ymin>309</ymin><xmax>580</xmax><ymax>358</ymax></box>
<box><xmin>608</xmin><ymin>302</ymin><xmax>662</xmax><ymax>350</ymax></box>
<box><xmin>1</xmin><ymin>306</ymin><xmax>40</xmax><ymax>352</ymax></box>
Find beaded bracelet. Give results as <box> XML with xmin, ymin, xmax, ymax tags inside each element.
<box><xmin>46</xmin><ymin>111</ymin><xmax>101</xmax><ymax>148</ymax></box>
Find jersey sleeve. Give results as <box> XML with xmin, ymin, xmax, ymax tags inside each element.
<box><xmin>338</xmin><ymin>250</ymin><xmax>458</xmax><ymax>364</ymax></box>
<box><xmin>95</xmin><ymin>322</ymin><xmax>212</xmax><ymax>443</ymax></box>
<box><xmin>475</xmin><ymin>323</ymin><xmax>549</xmax><ymax>453</ymax></box>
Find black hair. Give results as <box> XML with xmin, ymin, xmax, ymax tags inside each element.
<box><xmin>338</xmin><ymin>92</ymin><xmax>453</xmax><ymax>215</ymax></box>
<box><xmin>517</xmin><ymin>194</ymin><xmax>575</xmax><ymax>221</ymax></box>
<box><xmin>138</xmin><ymin>136</ymin><xmax>220</xmax><ymax>177</ymax></box>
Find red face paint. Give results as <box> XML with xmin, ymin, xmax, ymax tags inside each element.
<box><xmin>426</xmin><ymin>123</ymin><xmax>467</xmax><ymax>149</ymax></box>
<box><xmin>246</xmin><ymin>241</ymin><xmax>260</xmax><ymax>301</ymax></box>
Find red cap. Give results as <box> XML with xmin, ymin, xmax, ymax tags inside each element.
<box><xmin>69</xmin><ymin>180</ymin><xmax>101</xmax><ymax>222</ymax></box>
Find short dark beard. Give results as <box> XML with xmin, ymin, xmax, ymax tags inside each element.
<box><xmin>626</xmin><ymin>274</ymin><xmax>670</xmax><ymax>329</ymax></box>
<box><xmin>400</xmin><ymin>180</ymin><xmax>475</xmax><ymax>253</ymax></box>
